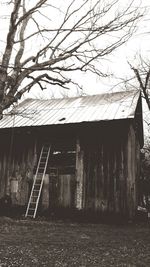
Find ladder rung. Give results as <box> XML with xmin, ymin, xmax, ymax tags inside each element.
<box><xmin>33</xmin><ymin>190</ymin><xmax>40</xmax><ymax>192</ymax></box>
<box><xmin>38</xmin><ymin>165</ymin><xmax>45</xmax><ymax>167</ymax></box>
<box><xmin>32</xmin><ymin>189</ymin><xmax>39</xmax><ymax>192</ymax></box>
<box><xmin>28</xmin><ymin>211</ymin><xmax>34</xmax><ymax>214</ymax></box>
<box><xmin>39</xmin><ymin>166</ymin><xmax>46</xmax><ymax>168</ymax></box>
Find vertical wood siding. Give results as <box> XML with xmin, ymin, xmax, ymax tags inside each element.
<box><xmin>78</xmin><ymin>122</ymin><xmax>140</xmax><ymax>217</ymax></box>
<box><xmin>57</xmin><ymin>174</ymin><xmax>75</xmax><ymax>208</ymax></box>
<box><xmin>76</xmin><ymin>138</ymin><xmax>84</xmax><ymax>209</ymax></box>
<box><xmin>0</xmin><ymin>121</ymin><xmax>141</xmax><ymax>219</ymax></box>
<box><xmin>82</xmin><ymin>140</ymin><xmax>126</xmax><ymax>213</ymax></box>
<box><xmin>0</xmin><ymin>130</ymin><xmax>36</xmax><ymax>206</ymax></box>
<box><xmin>126</xmin><ymin>124</ymin><xmax>140</xmax><ymax>218</ymax></box>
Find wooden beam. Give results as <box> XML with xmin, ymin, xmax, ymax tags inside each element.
<box><xmin>75</xmin><ymin>138</ymin><xmax>84</xmax><ymax>210</ymax></box>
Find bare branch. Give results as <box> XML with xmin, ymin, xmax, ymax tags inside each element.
<box><xmin>0</xmin><ymin>0</ymin><xmax>143</xmax><ymax>115</ymax></box>
<box><xmin>128</xmin><ymin>61</ymin><xmax>150</xmax><ymax>110</ymax></box>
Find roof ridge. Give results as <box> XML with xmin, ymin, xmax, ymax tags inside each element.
<box><xmin>19</xmin><ymin>89</ymin><xmax>140</xmax><ymax>103</ymax></box>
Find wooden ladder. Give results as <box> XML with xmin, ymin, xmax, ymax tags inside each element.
<box><xmin>25</xmin><ymin>144</ymin><xmax>51</xmax><ymax>218</ymax></box>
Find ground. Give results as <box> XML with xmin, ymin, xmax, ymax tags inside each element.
<box><xmin>0</xmin><ymin>217</ymin><xmax>150</xmax><ymax>266</ymax></box>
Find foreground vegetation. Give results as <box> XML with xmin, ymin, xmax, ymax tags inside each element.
<box><xmin>0</xmin><ymin>217</ymin><xmax>150</xmax><ymax>266</ymax></box>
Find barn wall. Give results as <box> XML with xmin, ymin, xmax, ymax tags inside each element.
<box><xmin>76</xmin><ymin>121</ymin><xmax>140</xmax><ymax>218</ymax></box>
<box><xmin>0</xmin><ymin>125</ymin><xmax>77</xmax><ymax>212</ymax></box>
<box><xmin>0</xmin><ymin>120</ymin><xmax>141</xmax><ymax>219</ymax></box>
<box><xmin>81</xmin><ymin>132</ymin><xmax>127</xmax><ymax>215</ymax></box>
<box><xmin>0</xmin><ymin>129</ymin><xmax>36</xmax><ymax>206</ymax></box>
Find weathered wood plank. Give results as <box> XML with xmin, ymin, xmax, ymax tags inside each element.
<box><xmin>126</xmin><ymin>124</ymin><xmax>137</xmax><ymax>219</ymax></box>
<box><xmin>58</xmin><ymin>174</ymin><xmax>75</xmax><ymax>208</ymax></box>
<box><xmin>75</xmin><ymin>138</ymin><xmax>84</xmax><ymax>210</ymax></box>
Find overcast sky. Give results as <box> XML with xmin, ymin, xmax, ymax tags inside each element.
<box><xmin>0</xmin><ymin>0</ymin><xmax>150</xmax><ymax>98</ymax></box>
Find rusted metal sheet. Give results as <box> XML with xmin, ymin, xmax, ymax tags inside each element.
<box><xmin>0</xmin><ymin>90</ymin><xmax>140</xmax><ymax>128</ymax></box>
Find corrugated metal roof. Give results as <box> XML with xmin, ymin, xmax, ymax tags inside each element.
<box><xmin>0</xmin><ymin>90</ymin><xmax>141</xmax><ymax>129</ymax></box>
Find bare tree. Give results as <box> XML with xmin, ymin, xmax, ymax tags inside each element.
<box><xmin>0</xmin><ymin>0</ymin><xmax>142</xmax><ymax>116</ymax></box>
<box><xmin>128</xmin><ymin>58</ymin><xmax>150</xmax><ymax>110</ymax></box>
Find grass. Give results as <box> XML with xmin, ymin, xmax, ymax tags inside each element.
<box><xmin>0</xmin><ymin>217</ymin><xmax>150</xmax><ymax>266</ymax></box>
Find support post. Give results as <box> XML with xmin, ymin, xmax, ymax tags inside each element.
<box><xmin>75</xmin><ymin>138</ymin><xmax>84</xmax><ymax>210</ymax></box>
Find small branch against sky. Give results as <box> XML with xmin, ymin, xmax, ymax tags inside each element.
<box><xmin>127</xmin><ymin>57</ymin><xmax>150</xmax><ymax>110</ymax></box>
<box><xmin>0</xmin><ymin>0</ymin><xmax>143</xmax><ymax>116</ymax></box>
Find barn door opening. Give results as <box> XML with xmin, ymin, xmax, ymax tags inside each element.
<box><xmin>48</xmin><ymin>140</ymin><xmax>76</xmax><ymax>210</ymax></box>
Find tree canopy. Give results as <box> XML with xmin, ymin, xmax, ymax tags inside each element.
<box><xmin>0</xmin><ymin>0</ymin><xmax>142</xmax><ymax>116</ymax></box>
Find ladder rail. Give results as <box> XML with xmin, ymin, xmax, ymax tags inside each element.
<box><xmin>33</xmin><ymin>146</ymin><xmax>51</xmax><ymax>218</ymax></box>
<box><xmin>25</xmin><ymin>144</ymin><xmax>51</xmax><ymax>218</ymax></box>
<box><xmin>35</xmin><ymin>146</ymin><xmax>44</xmax><ymax>177</ymax></box>
<box><xmin>25</xmin><ymin>147</ymin><xmax>44</xmax><ymax>217</ymax></box>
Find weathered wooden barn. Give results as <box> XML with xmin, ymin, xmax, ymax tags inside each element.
<box><xmin>0</xmin><ymin>90</ymin><xmax>143</xmax><ymax>219</ymax></box>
